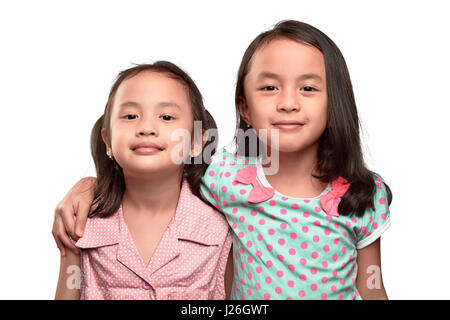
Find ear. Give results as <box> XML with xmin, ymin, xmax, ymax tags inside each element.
<box><xmin>190</xmin><ymin>129</ymin><xmax>208</xmax><ymax>158</ymax></box>
<box><xmin>101</xmin><ymin>128</ymin><xmax>112</xmax><ymax>156</ymax></box>
<box><xmin>237</xmin><ymin>96</ymin><xmax>252</xmax><ymax>127</ymax></box>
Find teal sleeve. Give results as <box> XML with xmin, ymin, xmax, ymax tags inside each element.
<box><xmin>355</xmin><ymin>174</ymin><xmax>391</xmax><ymax>250</ymax></box>
<box><xmin>199</xmin><ymin>150</ymin><xmax>224</xmax><ymax>210</ymax></box>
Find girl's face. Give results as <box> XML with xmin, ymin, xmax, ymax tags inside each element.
<box><xmin>103</xmin><ymin>71</ymin><xmax>195</xmax><ymax>178</ymax></box>
<box><xmin>240</xmin><ymin>38</ymin><xmax>328</xmax><ymax>154</ymax></box>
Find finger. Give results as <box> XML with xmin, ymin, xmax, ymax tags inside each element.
<box><xmin>56</xmin><ymin>213</ymin><xmax>79</xmax><ymax>254</ymax></box>
<box><xmin>58</xmin><ymin>204</ymin><xmax>77</xmax><ymax>240</ymax></box>
<box><xmin>75</xmin><ymin>201</ymin><xmax>90</xmax><ymax>238</ymax></box>
<box><xmin>58</xmin><ymin>228</ymin><xmax>80</xmax><ymax>255</ymax></box>
<box><xmin>52</xmin><ymin>225</ymin><xmax>65</xmax><ymax>257</ymax></box>
<box><xmin>52</xmin><ymin>212</ymin><xmax>65</xmax><ymax>255</ymax></box>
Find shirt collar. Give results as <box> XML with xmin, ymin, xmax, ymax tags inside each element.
<box><xmin>75</xmin><ymin>179</ymin><xmax>223</xmax><ymax>249</ymax></box>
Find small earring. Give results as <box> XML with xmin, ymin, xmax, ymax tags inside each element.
<box><xmin>246</xmin><ymin>123</ymin><xmax>251</xmax><ymax>128</ymax></box>
<box><xmin>107</xmin><ymin>150</ymin><xmax>120</xmax><ymax>170</ymax></box>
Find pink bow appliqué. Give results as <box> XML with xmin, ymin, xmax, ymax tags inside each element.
<box><xmin>318</xmin><ymin>177</ymin><xmax>350</xmax><ymax>217</ymax></box>
<box><xmin>235</xmin><ymin>166</ymin><xmax>275</xmax><ymax>203</ymax></box>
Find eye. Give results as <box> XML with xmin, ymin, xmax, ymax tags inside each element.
<box><xmin>123</xmin><ymin>114</ymin><xmax>138</xmax><ymax>120</ymax></box>
<box><xmin>261</xmin><ymin>86</ymin><xmax>278</xmax><ymax>91</ymax></box>
<box><xmin>301</xmin><ymin>86</ymin><xmax>316</xmax><ymax>92</ymax></box>
<box><xmin>160</xmin><ymin>115</ymin><xmax>174</xmax><ymax>121</ymax></box>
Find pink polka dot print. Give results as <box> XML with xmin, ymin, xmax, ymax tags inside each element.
<box><xmin>76</xmin><ymin>180</ymin><xmax>232</xmax><ymax>300</ymax></box>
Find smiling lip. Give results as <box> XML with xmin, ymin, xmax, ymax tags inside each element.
<box><xmin>273</xmin><ymin>121</ymin><xmax>304</xmax><ymax>131</ymax></box>
<box><xmin>132</xmin><ymin>142</ymin><xmax>163</xmax><ymax>155</ymax></box>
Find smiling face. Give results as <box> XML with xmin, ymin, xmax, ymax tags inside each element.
<box><xmin>239</xmin><ymin>38</ymin><xmax>328</xmax><ymax>154</ymax></box>
<box><xmin>102</xmin><ymin>71</ymin><xmax>194</xmax><ymax>178</ymax></box>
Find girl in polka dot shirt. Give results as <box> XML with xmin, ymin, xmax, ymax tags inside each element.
<box><xmin>54</xmin><ymin>21</ymin><xmax>392</xmax><ymax>300</ymax></box>
<box><xmin>54</xmin><ymin>62</ymin><xmax>233</xmax><ymax>299</ymax></box>
<box><xmin>198</xmin><ymin>20</ymin><xmax>393</xmax><ymax>300</ymax></box>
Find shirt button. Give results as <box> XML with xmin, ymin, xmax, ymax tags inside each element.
<box><xmin>142</xmin><ymin>281</ymin><xmax>151</xmax><ymax>290</ymax></box>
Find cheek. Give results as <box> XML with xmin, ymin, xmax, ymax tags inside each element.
<box><xmin>165</xmin><ymin>126</ymin><xmax>193</xmax><ymax>157</ymax></box>
<box><xmin>244</xmin><ymin>94</ymin><xmax>266</xmax><ymax>121</ymax></box>
<box><xmin>308</xmin><ymin>99</ymin><xmax>328</xmax><ymax>127</ymax></box>
<box><xmin>248</xmin><ymin>104</ymin><xmax>271</xmax><ymax>127</ymax></box>
<box><xmin>168</xmin><ymin>120</ymin><xmax>193</xmax><ymax>143</ymax></box>
<box><xmin>110</xmin><ymin>126</ymin><xmax>130</xmax><ymax>150</ymax></box>
<box><xmin>316</xmin><ymin>109</ymin><xmax>328</xmax><ymax>129</ymax></box>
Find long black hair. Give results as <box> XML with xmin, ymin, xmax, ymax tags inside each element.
<box><xmin>234</xmin><ymin>20</ymin><xmax>392</xmax><ymax>217</ymax></box>
<box><xmin>89</xmin><ymin>61</ymin><xmax>218</xmax><ymax>218</ymax></box>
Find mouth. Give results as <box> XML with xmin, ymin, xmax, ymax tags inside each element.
<box><xmin>272</xmin><ymin>121</ymin><xmax>305</xmax><ymax>131</ymax></box>
<box><xmin>131</xmin><ymin>142</ymin><xmax>164</xmax><ymax>155</ymax></box>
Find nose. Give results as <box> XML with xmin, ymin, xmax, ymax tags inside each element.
<box><xmin>277</xmin><ymin>103</ymin><xmax>299</xmax><ymax>113</ymax></box>
<box><xmin>277</xmin><ymin>88</ymin><xmax>300</xmax><ymax>113</ymax></box>
<box><xmin>139</xmin><ymin>128</ymin><xmax>157</xmax><ymax>136</ymax></box>
<box><xmin>137</xmin><ymin>119</ymin><xmax>158</xmax><ymax>137</ymax></box>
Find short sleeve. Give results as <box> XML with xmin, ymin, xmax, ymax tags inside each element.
<box><xmin>355</xmin><ymin>174</ymin><xmax>392</xmax><ymax>250</ymax></box>
<box><xmin>199</xmin><ymin>150</ymin><xmax>224</xmax><ymax>210</ymax></box>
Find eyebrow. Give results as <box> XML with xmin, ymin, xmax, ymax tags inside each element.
<box><xmin>119</xmin><ymin>101</ymin><xmax>181</xmax><ymax>110</ymax></box>
<box><xmin>157</xmin><ymin>101</ymin><xmax>181</xmax><ymax>110</ymax></box>
<box><xmin>119</xmin><ymin>101</ymin><xmax>140</xmax><ymax>108</ymax></box>
<box><xmin>257</xmin><ymin>72</ymin><xmax>323</xmax><ymax>83</ymax></box>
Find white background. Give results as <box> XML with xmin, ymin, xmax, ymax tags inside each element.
<box><xmin>1</xmin><ymin>0</ymin><xmax>449</xmax><ymax>299</ymax></box>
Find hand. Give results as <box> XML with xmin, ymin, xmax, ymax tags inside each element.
<box><xmin>52</xmin><ymin>177</ymin><xmax>97</xmax><ymax>256</ymax></box>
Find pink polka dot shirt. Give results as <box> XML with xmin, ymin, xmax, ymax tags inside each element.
<box><xmin>200</xmin><ymin>146</ymin><xmax>391</xmax><ymax>300</ymax></box>
<box><xmin>74</xmin><ymin>179</ymin><xmax>232</xmax><ymax>300</ymax></box>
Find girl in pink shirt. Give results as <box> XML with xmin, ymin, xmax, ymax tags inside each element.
<box><xmin>55</xmin><ymin>62</ymin><xmax>232</xmax><ymax>300</ymax></box>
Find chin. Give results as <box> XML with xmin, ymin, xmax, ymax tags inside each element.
<box><xmin>266</xmin><ymin>141</ymin><xmax>315</xmax><ymax>154</ymax></box>
<box><xmin>123</xmin><ymin>165</ymin><xmax>160</xmax><ymax>176</ymax></box>
<box><xmin>122</xmin><ymin>159</ymin><xmax>161</xmax><ymax>171</ymax></box>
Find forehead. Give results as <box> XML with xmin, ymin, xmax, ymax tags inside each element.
<box><xmin>248</xmin><ymin>38</ymin><xmax>326</xmax><ymax>79</ymax></box>
<box><xmin>114</xmin><ymin>71</ymin><xmax>191</xmax><ymax>111</ymax></box>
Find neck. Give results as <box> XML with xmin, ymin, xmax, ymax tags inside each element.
<box><xmin>263</xmin><ymin>142</ymin><xmax>326</xmax><ymax>192</ymax></box>
<box><xmin>122</xmin><ymin>168</ymin><xmax>184</xmax><ymax>216</ymax></box>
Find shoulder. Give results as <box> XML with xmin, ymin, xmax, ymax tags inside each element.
<box><xmin>182</xmin><ymin>183</ymin><xmax>230</xmax><ymax>229</ymax></box>
<box><xmin>209</xmin><ymin>145</ymin><xmax>236</xmax><ymax>166</ymax></box>
<box><xmin>178</xmin><ymin>182</ymin><xmax>230</xmax><ymax>244</ymax></box>
<box><xmin>359</xmin><ymin>172</ymin><xmax>391</xmax><ymax>219</ymax></box>
<box><xmin>372</xmin><ymin>172</ymin><xmax>385</xmax><ymax>184</ymax></box>
<box><xmin>207</xmin><ymin>143</ymin><xmax>256</xmax><ymax>176</ymax></box>
<box><xmin>75</xmin><ymin>210</ymin><xmax>120</xmax><ymax>249</ymax></box>
<box><xmin>370</xmin><ymin>173</ymin><xmax>391</xmax><ymax>202</ymax></box>
<box><xmin>192</xmin><ymin>195</ymin><xmax>229</xmax><ymax>232</ymax></box>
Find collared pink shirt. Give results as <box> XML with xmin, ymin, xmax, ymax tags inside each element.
<box><xmin>74</xmin><ymin>180</ymin><xmax>232</xmax><ymax>300</ymax></box>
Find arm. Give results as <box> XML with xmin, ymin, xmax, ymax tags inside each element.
<box><xmin>54</xmin><ymin>249</ymin><xmax>81</xmax><ymax>300</ymax></box>
<box><xmin>52</xmin><ymin>177</ymin><xmax>97</xmax><ymax>256</ymax></box>
<box><xmin>356</xmin><ymin>238</ymin><xmax>388</xmax><ymax>300</ymax></box>
<box><xmin>224</xmin><ymin>247</ymin><xmax>234</xmax><ymax>299</ymax></box>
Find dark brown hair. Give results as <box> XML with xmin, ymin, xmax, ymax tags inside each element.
<box><xmin>89</xmin><ymin>61</ymin><xmax>218</xmax><ymax>218</ymax></box>
<box><xmin>234</xmin><ymin>20</ymin><xmax>392</xmax><ymax>217</ymax></box>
